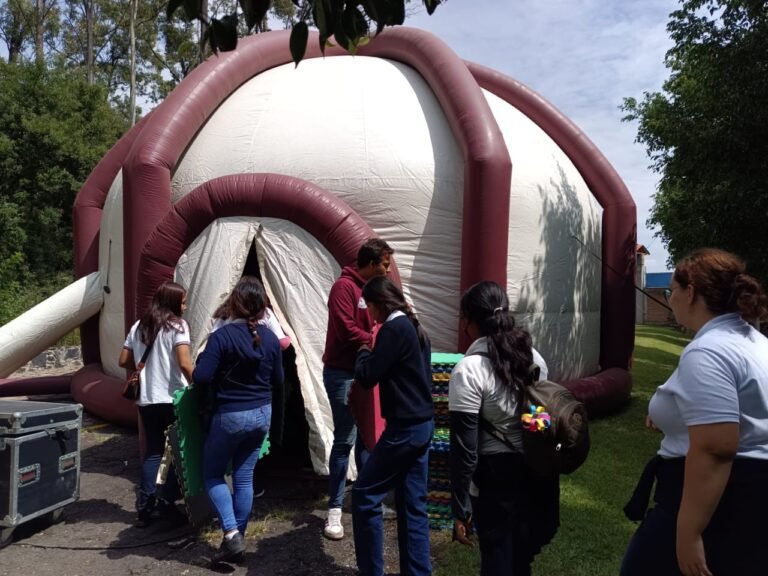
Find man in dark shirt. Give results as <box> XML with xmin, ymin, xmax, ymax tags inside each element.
<box><xmin>322</xmin><ymin>238</ymin><xmax>393</xmax><ymax>540</ymax></box>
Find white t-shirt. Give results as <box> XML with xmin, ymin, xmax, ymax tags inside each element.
<box><xmin>211</xmin><ymin>308</ymin><xmax>286</xmax><ymax>339</ymax></box>
<box><xmin>123</xmin><ymin>319</ymin><xmax>191</xmax><ymax>406</ymax></box>
<box><xmin>649</xmin><ymin>313</ymin><xmax>768</xmax><ymax>459</ymax></box>
<box><xmin>449</xmin><ymin>337</ymin><xmax>549</xmax><ymax>454</ymax></box>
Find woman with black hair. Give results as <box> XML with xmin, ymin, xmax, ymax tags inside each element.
<box><xmin>193</xmin><ymin>276</ymin><xmax>284</xmax><ymax>565</ymax></box>
<box><xmin>119</xmin><ymin>281</ymin><xmax>194</xmax><ymax>527</ymax></box>
<box><xmin>448</xmin><ymin>280</ymin><xmax>554</xmax><ymax>576</ymax></box>
<box><xmin>353</xmin><ymin>275</ymin><xmax>434</xmax><ymax>576</ymax></box>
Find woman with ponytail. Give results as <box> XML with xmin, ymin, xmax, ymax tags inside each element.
<box><xmin>448</xmin><ymin>280</ymin><xmax>552</xmax><ymax>576</ymax></box>
<box><xmin>193</xmin><ymin>276</ymin><xmax>284</xmax><ymax>565</ymax></box>
<box><xmin>622</xmin><ymin>249</ymin><xmax>768</xmax><ymax>576</ymax></box>
<box><xmin>352</xmin><ymin>275</ymin><xmax>434</xmax><ymax>576</ymax></box>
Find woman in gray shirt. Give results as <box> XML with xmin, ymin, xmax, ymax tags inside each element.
<box><xmin>449</xmin><ymin>281</ymin><xmax>555</xmax><ymax>576</ymax></box>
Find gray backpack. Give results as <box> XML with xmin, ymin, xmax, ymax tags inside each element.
<box><xmin>477</xmin><ymin>358</ymin><xmax>590</xmax><ymax>476</ymax></box>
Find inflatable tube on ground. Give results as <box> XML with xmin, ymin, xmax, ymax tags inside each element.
<box><xmin>0</xmin><ymin>273</ymin><xmax>103</xmax><ymax>377</ymax></box>
<box><xmin>0</xmin><ymin>375</ymin><xmax>72</xmax><ymax>397</ymax></box>
<box><xmin>562</xmin><ymin>368</ymin><xmax>632</xmax><ymax>418</ymax></box>
<box><xmin>71</xmin><ymin>363</ymin><xmax>137</xmax><ymax>428</ymax></box>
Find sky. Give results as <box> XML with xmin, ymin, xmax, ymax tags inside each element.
<box><xmin>406</xmin><ymin>0</ymin><xmax>680</xmax><ymax>272</ymax></box>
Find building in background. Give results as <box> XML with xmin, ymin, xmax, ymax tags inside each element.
<box><xmin>644</xmin><ymin>272</ymin><xmax>674</xmax><ymax>325</ymax></box>
<box><xmin>635</xmin><ymin>245</ymin><xmax>650</xmax><ymax>324</ymax></box>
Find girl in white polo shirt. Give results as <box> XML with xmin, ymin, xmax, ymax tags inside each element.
<box><xmin>119</xmin><ymin>281</ymin><xmax>194</xmax><ymax>527</ymax></box>
<box><xmin>623</xmin><ymin>249</ymin><xmax>768</xmax><ymax>576</ymax></box>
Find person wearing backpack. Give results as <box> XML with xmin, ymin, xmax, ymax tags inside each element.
<box><xmin>622</xmin><ymin>249</ymin><xmax>768</xmax><ymax>576</ymax></box>
<box><xmin>448</xmin><ymin>281</ymin><xmax>557</xmax><ymax>576</ymax></box>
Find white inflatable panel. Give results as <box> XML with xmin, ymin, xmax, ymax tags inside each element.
<box><xmin>172</xmin><ymin>56</ymin><xmax>464</xmax><ymax>353</ymax></box>
<box><xmin>100</xmin><ymin>171</ymin><xmax>128</xmax><ymax>378</ymax></box>
<box><xmin>484</xmin><ymin>91</ymin><xmax>603</xmax><ymax>379</ymax></box>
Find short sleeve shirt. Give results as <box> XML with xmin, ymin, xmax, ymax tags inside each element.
<box><xmin>259</xmin><ymin>308</ymin><xmax>287</xmax><ymax>340</ymax></box>
<box><xmin>449</xmin><ymin>337</ymin><xmax>549</xmax><ymax>454</ymax></box>
<box><xmin>123</xmin><ymin>319</ymin><xmax>191</xmax><ymax>406</ymax></box>
<box><xmin>649</xmin><ymin>314</ymin><xmax>768</xmax><ymax>459</ymax></box>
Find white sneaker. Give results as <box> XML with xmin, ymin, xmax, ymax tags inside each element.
<box><xmin>323</xmin><ymin>507</ymin><xmax>344</xmax><ymax>540</ymax></box>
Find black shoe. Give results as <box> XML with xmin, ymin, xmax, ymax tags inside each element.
<box><xmin>135</xmin><ymin>507</ymin><xmax>159</xmax><ymax>528</ymax></box>
<box><xmin>211</xmin><ymin>533</ymin><xmax>246</xmax><ymax>565</ymax></box>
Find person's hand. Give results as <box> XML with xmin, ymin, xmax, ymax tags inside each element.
<box><xmin>453</xmin><ymin>519</ymin><xmax>474</xmax><ymax>547</ymax></box>
<box><xmin>645</xmin><ymin>414</ymin><xmax>660</xmax><ymax>431</ymax></box>
<box><xmin>677</xmin><ymin>533</ymin><xmax>712</xmax><ymax>576</ymax></box>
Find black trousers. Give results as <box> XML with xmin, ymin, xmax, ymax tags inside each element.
<box><xmin>622</xmin><ymin>456</ymin><xmax>768</xmax><ymax>576</ymax></box>
<box><xmin>472</xmin><ymin>452</ymin><xmax>559</xmax><ymax>576</ymax></box>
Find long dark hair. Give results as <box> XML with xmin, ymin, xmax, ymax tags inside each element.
<box><xmin>460</xmin><ymin>281</ymin><xmax>533</xmax><ymax>391</ymax></box>
<box><xmin>674</xmin><ymin>248</ymin><xmax>768</xmax><ymax>324</ymax></box>
<box><xmin>138</xmin><ymin>281</ymin><xmax>186</xmax><ymax>344</ymax></box>
<box><xmin>361</xmin><ymin>276</ymin><xmax>429</xmax><ymax>349</ymax></box>
<box><xmin>214</xmin><ymin>276</ymin><xmax>267</xmax><ymax>347</ymax></box>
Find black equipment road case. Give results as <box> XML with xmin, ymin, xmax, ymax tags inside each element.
<box><xmin>0</xmin><ymin>400</ymin><xmax>82</xmax><ymax>542</ymax></box>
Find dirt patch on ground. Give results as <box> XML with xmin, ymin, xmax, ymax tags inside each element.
<box><xmin>0</xmin><ymin>398</ymin><xmax>412</xmax><ymax>575</ymax></box>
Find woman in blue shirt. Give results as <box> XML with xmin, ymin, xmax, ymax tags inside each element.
<box><xmin>193</xmin><ymin>276</ymin><xmax>284</xmax><ymax>565</ymax></box>
<box><xmin>353</xmin><ymin>276</ymin><xmax>434</xmax><ymax>576</ymax></box>
<box><xmin>622</xmin><ymin>248</ymin><xmax>768</xmax><ymax>576</ymax></box>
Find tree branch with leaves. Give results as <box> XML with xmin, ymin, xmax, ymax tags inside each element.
<box><xmin>166</xmin><ymin>0</ymin><xmax>443</xmax><ymax>65</ymax></box>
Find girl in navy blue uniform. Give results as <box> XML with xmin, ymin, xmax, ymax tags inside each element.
<box><xmin>353</xmin><ymin>276</ymin><xmax>434</xmax><ymax>576</ymax></box>
<box><xmin>193</xmin><ymin>276</ymin><xmax>284</xmax><ymax>565</ymax></box>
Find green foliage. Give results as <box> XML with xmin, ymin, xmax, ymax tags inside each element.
<box><xmin>167</xmin><ymin>0</ymin><xmax>443</xmax><ymax>62</ymax></box>
<box><xmin>432</xmin><ymin>325</ymin><xmax>690</xmax><ymax>576</ymax></box>
<box><xmin>0</xmin><ymin>62</ymin><xmax>126</xmax><ymax>324</ymax></box>
<box><xmin>622</xmin><ymin>0</ymin><xmax>768</xmax><ymax>282</ymax></box>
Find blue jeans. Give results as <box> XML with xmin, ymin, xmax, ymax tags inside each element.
<box><xmin>203</xmin><ymin>405</ymin><xmax>271</xmax><ymax>534</ymax></box>
<box><xmin>324</xmin><ymin>367</ymin><xmax>358</xmax><ymax>509</ymax></box>
<box><xmin>352</xmin><ymin>419</ymin><xmax>433</xmax><ymax>576</ymax></box>
<box><xmin>137</xmin><ymin>403</ymin><xmax>180</xmax><ymax>512</ymax></box>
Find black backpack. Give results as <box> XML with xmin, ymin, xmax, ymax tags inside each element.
<box><xmin>476</xmin><ymin>356</ymin><xmax>590</xmax><ymax>476</ymax></box>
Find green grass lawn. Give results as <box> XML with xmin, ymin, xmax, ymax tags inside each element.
<box><xmin>432</xmin><ymin>324</ymin><xmax>690</xmax><ymax>576</ymax></box>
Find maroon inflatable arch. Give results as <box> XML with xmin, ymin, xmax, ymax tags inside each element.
<box><xmin>71</xmin><ymin>174</ymin><xmax>396</xmax><ymax>425</ymax></box>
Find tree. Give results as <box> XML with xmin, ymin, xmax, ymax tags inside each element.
<box><xmin>623</xmin><ymin>0</ymin><xmax>768</xmax><ymax>282</ymax></box>
<box><xmin>0</xmin><ymin>0</ymin><xmax>33</xmax><ymax>62</ymax></box>
<box><xmin>1</xmin><ymin>0</ymin><xmax>59</xmax><ymax>63</ymax></box>
<box><xmin>166</xmin><ymin>0</ymin><xmax>443</xmax><ymax>65</ymax></box>
<box><xmin>0</xmin><ymin>62</ymin><xmax>126</xmax><ymax>323</ymax></box>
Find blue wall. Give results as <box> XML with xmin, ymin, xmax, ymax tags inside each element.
<box><xmin>646</xmin><ymin>272</ymin><xmax>673</xmax><ymax>289</ymax></box>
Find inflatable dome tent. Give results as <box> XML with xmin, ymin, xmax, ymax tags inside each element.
<box><xmin>0</xmin><ymin>27</ymin><xmax>636</xmax><ymax>475</ymax></box>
